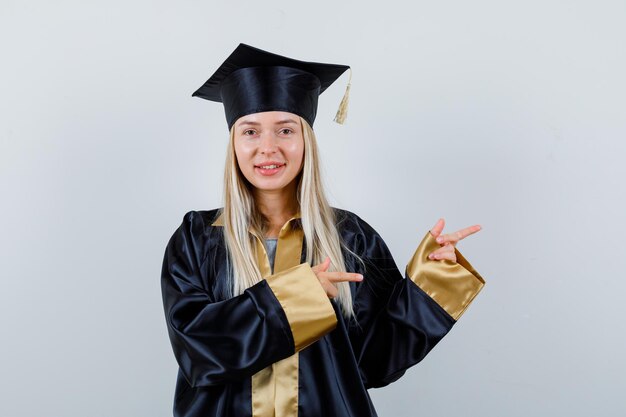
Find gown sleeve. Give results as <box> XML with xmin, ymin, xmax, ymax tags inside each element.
<box><xmin>346</xmin><ymin>214</ymin><xmax>485</xmax><ymax>389</ymax></box>
<box><xmin>161</xmin><ymin>211</ymin><xmax>337</xmax><ymax>388</ymax></box>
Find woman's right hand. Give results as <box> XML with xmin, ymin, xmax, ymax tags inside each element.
<box><xmin>311</xmin><ymin>257</ymin><xmax>363</xmax><ymax>299</ymax></box>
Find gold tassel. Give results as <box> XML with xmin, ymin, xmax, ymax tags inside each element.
<box><xmin>333</xmin><ymin>68</ymin><xmax>352</xmax><ymax>125</ymax></box>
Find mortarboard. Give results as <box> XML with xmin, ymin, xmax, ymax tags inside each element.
<box><xmin>192</xmin><ymin>43</ymin><xmax>351</xmax><ymax>130</ymax></box>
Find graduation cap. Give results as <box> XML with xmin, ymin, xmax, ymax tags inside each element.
<box><xmin>192</xmin><ymin>43</ymin><xmax>351</xmax><ymax>130</ymax></box>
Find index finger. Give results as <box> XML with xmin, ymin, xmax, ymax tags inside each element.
<box><xmin>448</xmin><ymin>224</ymin><xmax>482</xmax><ymax>242</ymax></box>
<box><xmin>321</xmin><ymin>272</ymin><xmax>364</xmax><ymax>283</ymax></box>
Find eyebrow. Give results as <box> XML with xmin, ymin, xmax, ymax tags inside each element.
<box><xmin>236</xmin><ymin>118</ymin><xmax>299</xmax><ymax>127</ymax></box>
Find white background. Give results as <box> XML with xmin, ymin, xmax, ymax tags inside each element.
<box><xmin>1</xmin><ymin>0</ymin><xmax>625</xmax><ymax>416</ymax></box>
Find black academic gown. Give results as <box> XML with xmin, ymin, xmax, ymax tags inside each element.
<box><xmin>161</xmin><ymin>208</ymin><xmax>485</xmax><ymax>417</ymax></box>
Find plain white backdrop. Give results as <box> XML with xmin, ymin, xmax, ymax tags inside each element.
<box><xmin>1</xmin><ymin>0</ymin><xmax>625</xmax><ymax>416</ymax></box>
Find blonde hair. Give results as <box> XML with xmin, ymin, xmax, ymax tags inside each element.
<box><xmin>221</xmin><ymin>116</ymin><xmax>356</xmax><ymax>318</ymax></box>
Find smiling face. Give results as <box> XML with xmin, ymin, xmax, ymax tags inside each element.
<box><xmin>233</xmin><ymin>111</ymin><xmax>305</xmax><ymax>195</ymax></box>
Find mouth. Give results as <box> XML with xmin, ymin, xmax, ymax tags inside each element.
<box><xmin>254</xmin><ymin>162</ymin><xmax>286</xmax><ymax>176</ymax></box>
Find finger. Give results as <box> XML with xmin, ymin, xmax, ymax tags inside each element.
<box><xmin>320</xmin><ymin>256</ymin><xmax>331</xmax><ymax>272</ymax></box>
<box><xmin>436</xmin><ymin>224</ymin><xmax>482</xmax><ymax>244</ymax></box>
<box><xmin>318</xmin><ymin>279</ymin><xmax>339</xmax><ymax>298</ymax></box>
<box><xmin>326</xmin><ymin>284</ymin><xmax>338</xmax><ymax>299</ymax></box>
<box><xmin>320</xmin><ymin>272</ymin><xmax>364</xmax><ymax>283</ymax></box>
<box><xmin>321</xmin><ymin>272</ymin><xmax>364</xmax><ymax>283</ymax></box>
<box><xmin>311</xmin><ymin>256</ymin><xmax>331</xmax><ymax>273</ymax></box>
<box><xmin>428</xmin><ymin>245</ymin><xmax>455</xmax><ymax>260</ymax></box>
<box><xmin>460</xmin><ymin>224</ymin><xmax>482</xmax><ymax>238</ymax></box>
<box><xmin>428</xmin><ymin>250</ymin><xmax>456</xmax><ymax>262</ymax></box>
<box><xmin>429</xmin><ymin>218</ymin><xmax>445</xmax><ymax>238</ymax></box>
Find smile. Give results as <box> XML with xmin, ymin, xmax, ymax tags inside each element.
<box><xmin>254</xmin><ymin>162</ymin><xmax>286</xmax><ymax>176</ymax></box>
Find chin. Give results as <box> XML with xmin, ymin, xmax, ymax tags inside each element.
<box><xmin>253</xmin><ymin>183</ymin><xmax>289</xmax><ymax>192</ymax></box>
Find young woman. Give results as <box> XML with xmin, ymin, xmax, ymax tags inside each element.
<box><xmin>161</xmin><ymin>43</ymin><xmax>485</xmax><ymax>417</ymax></box>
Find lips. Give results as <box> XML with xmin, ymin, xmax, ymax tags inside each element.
<box><xmin>255</xmin><ymin>161</ymin><xmax>285</xmax><ymax>168</ymax></box>
<box><xmin>254</xmin><ymin>161</ymin><xmax>286</xmax><ymax>176</ymax></box>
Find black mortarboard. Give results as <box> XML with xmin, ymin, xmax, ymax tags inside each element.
<box><xmin>192</xmin><ymin>43</ymin><xmax>351</xmax><ymax>130</ymax></box>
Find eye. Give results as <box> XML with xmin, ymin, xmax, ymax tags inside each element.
<box><xmin>242</xmin><ymin>129</ymin><xmax>257</xmax><ymax>136</ymax></box>
<box><xmin>279</xmin><ymin>128</ymin><xmax>293</xmax><ymax>135</ymax></box>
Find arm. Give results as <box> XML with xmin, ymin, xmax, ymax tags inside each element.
<box><xmin>161</xmin><ymin>211</ymin><xmax>337</xmax><ymax>387</ymax></box>
<box><xmin>346</xmin><ymin>216</ymin><xmax>484</xmax><ymax>388</ymax></box>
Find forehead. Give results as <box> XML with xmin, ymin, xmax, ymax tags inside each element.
<box><xmin>235</xmin><ymin>111</ymin><xmax>300</xmax><ymax>127</ymax></box>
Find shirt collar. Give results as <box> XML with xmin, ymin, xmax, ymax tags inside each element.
<box><xmin>211</xmin><ymin>210</ymin><xmax>302</xmax><ymax>230</ymax></box>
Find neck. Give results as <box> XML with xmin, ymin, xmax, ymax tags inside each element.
<box><xmin>253</xmin><ymin>182</ymin><xmax>299</xmax><ymax>237</ymax></box>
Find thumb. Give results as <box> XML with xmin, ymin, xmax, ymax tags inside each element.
<box><xmin>312</xmin><ymin>256</ymin><xmax>331</xmax><ymax>274</ymax></box>
<box><xmin>311</xmin><ymin>256</ymin><xmax>330</xmax><ymax>274</ymax></box>
<box><xmin>430</xmin><ymin>218</ymin><xmax>445</xmax><ymax>237</ymax></box>
<box><xmin>320</xmin><ymin>256</ymin><xmax>331</xmax><ymax>272</ymax></box>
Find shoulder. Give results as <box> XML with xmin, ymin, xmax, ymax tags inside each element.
<box><xmin>177</xmin><ymin>208</ymin><xmax>222</xmax><ymax>230</ymax></box>
<box><xmin>168</xmin><ymin>208</ymin><xmax>223</xmax><ymax>246</ymax></box>
<box><xmin>164</xmin><ymin>208</ymin><xmax>224</xmax><ymax>263</ymax></box>
<box><xmin>331</xmin><ymin>207</ymin><xmax>382</xmax><ymax>237</ymax></box>
<box><xmin>331</xmin><ymin>207</ymin><xmax>388</xmax><ymax>256</ymax></box>
<box><xmin>330</xmin><ymin>208</ymin><xmax>399</xmax><ymax>278</ymax></box>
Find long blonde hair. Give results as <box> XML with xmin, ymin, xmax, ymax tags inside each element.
<box><xmin>221</xmin><ymin>116</ymin><xmax>355</xmax><ymax>318</ymax></box>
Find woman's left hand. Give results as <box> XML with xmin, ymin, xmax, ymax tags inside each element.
<box><xmin>428</xmin><ymin>218</ymin><xmax>481</xmax><ymax>262</ymax></box>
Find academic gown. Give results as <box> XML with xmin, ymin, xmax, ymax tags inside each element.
<box><xmin>161</xmin><ymin>208</ymin><xmax>485</xmax><ymax>417</ymax></box>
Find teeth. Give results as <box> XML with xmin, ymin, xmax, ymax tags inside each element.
<box><xmin>259</xmin><ymin>164</ymin><xmax>281</xmax><ymax>169</ymax></box>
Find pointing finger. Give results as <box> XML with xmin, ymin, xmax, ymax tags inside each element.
<box><xmin>320</xmin><ymin>272</ymin><xmax>364</xmax><ymax>283</ymax></box>
<box><xmin>436</xmin><ymin>224</ymin><xmax>482</xmax><ymax>244</ymax></box>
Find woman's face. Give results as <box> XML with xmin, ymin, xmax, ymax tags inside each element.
<box><xmin>233</xmin><ymin>111</ymin><xmax>305</xmax><ymax>194</ymax></box>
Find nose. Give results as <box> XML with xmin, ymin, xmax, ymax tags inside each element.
<box><xmin>259</xmin><ymin>132</ymin><xmax>278</xmax><ymax>154</ymax></box>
